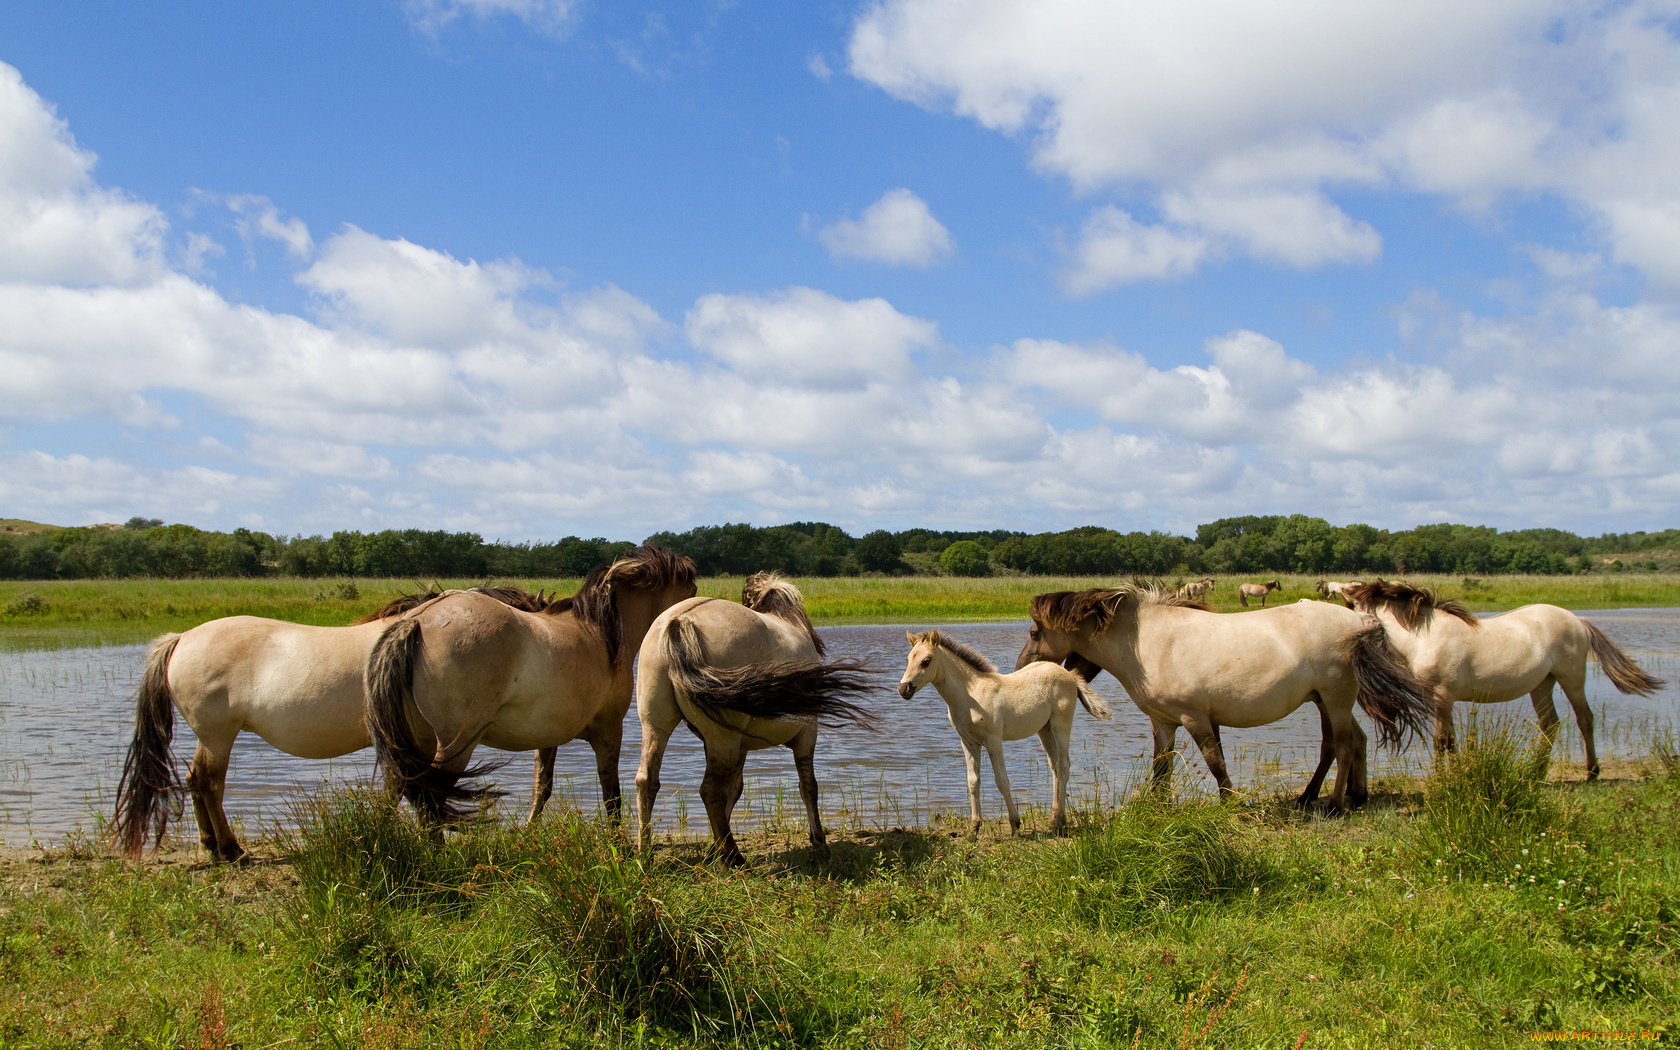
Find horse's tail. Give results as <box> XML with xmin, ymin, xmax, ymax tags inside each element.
<box><xmin>113</xmin><ymin>633</ymin><xmax>183</xmax><ymax>858</ymax></box>
<box><xmin>661</xmin><ymin>615</ymin><xmax>877</xmax><ymax>731</ymax></box>
<box><xmin>1584</xmin><ymin>621</ymin><xmax>1666</xmax><ymax>696</ymax></box>
<box><xmin>364</xmin><ymin>617</ymin><xmax>501</xmax><ymax>824</ymax></box>
<box><xmin>1073</xmin><ymin>675</ymin><xmax>1112</xmax><ymax>721</ymax></box>
<box><xmin>1344</xmin><ymin>618</ymin><xmax>1433</xmax><ymax>751</ymax></box>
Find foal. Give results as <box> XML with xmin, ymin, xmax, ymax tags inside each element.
<box><xmin>898</xmin><ymin>630</ymin><xmax>1110</xmax><ymax>837</ymax></box>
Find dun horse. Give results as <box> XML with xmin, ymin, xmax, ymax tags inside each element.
<box><xmin>1346</xmin><ymin>580</ymin><xmax>1665</xmax><ymax>778</ymax></box>
<box><xmin>112</xmin><ymin>585</ymin><xmax>551</xmax><ymax>861</ymax></box>
<box><xmin>1179</xmin><ymin>578</ymin><xmax>1216</xmax><ymax>601</ymax></box>
<box><xmin>1237</xmin><ymin>580</ymin><xmax>1282</xmax><ymax>607</ymax></box>
<box><xmin>363</xmin><ymin>546</ymin><xmax>698</xmax><ymax>824</ymax></box>
<box><xmin>1016</xmin><ymin>587</ymin><xmax>1432</xmax><ymax>811</ymax></box>
<box><xmin>634</xmin><ymin>574</ymin><xmax>876</xmax><ymax>864</ymax></box>
<box><xmin>1315</xmin><ymin>580</ymin><xmax>1363</xmax><ymax>604</ymax></box>
<box><xmin>898</xmin><ymin>630</ymin><xmax>1110</xmax><ymax>837</ymax></box>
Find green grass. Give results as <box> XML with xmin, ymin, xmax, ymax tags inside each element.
<box><xmin>1</xmin><ymin>572</ymin><xmax>1678</xmax><ymax>649</ymax></box>
<box><xmin>4</xmin><ymin>734</ymin><xmax>1678</xmax><ymax>1049</ymax></box>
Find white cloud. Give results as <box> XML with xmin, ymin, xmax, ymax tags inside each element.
<box><xmin>684</xmin><ymin>286</ymin><xmax>939</xmax><ymax>388</ymax></box>
<box><xmin>849</xmin><ymin>0</ymin><xmax>1680</xmax><ymax>288</ymax></box>
<box><xmin>226</xmin><ymin>194</ymin><xmax>313</xmax><ymax>260</ymax></box>
<box><xmin>1060</xmin><ymin>206</ymin><xmax>1206</xmax><ymax>293</ymax></box>
<box><xmin>403</xmin><ymin>0</ymin><xmax>578</xmax><ymax>37</ymax></box>
<box><xmin>817</xmin><ymin>188</ymin><xmax>954</xmax><ymax>267</ymax></box>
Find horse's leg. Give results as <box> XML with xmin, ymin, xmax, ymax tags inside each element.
<box><xmin>788</xmin><ymin>724</ymin><xmax>828</xmax><ymax>855</ymax></box>
<box><xmin>1296</xmin><ymin>695</ymin><xmax>1335</xmax><ymax>809</ymax></box>
<box><xmin>984</xmin><ymin>735</ymin><xmax>1021</xmax><ymax>835</ymax></box>
<box><xmin>1553</xmin><ymin>670</ymin><xmax>1599</xmax><ymax>780</ymax></box>
<box><xmin>1434</xmin><ymin>693</ymin><xmax>1457</xmax><ymax>755</ymax></box>
<box><xmin>185</xmin><ymin>744</ymin><xmax>244</xmax><ymax>864</ymax></box>
<box><xmin>1320</xmin><ymin>706</ymin><xmax>1358</xmax><ymax>815</ymax></box>
<box><xmin>527</xmin><ymin>747</ymin><xmax>557</xmax><ymax>824</ymax></box>
<box><xmin>1182</xmin><ymin>715</ymin><xmax>1235</xmax><ymax>799</ymax></box>
<box><xmin>1037</xmin><ymin>718</ymin><xmax>1072</xmax><ymax>834</ymax></box>
<box><xmin>698</xmin><ymin>734</ymin><xmax>747</xmax><ymax>866</ymax></box>
<box><xmin>1150</xmin><ymin>717</ymin><xmax>1179</xmax><ymax>794</ymax></box>
<box><xmin>586</xmin><ymin>714</ymin><xmax>626</xmax><ymax>824</ymax></box>
<box><xmin>634</xmin><ymin>680</ymin><xmax>682</xmax><ymax>855</ymax></box>
<box><xmin>1346</xmin><ymin>718</ymin><xmax>1370</xmax><ymax>808</ymax></box>
<box><xmin>961</xmin><ymin>737</ymin><xmax>985</xmax><ymax>838</ymax></box>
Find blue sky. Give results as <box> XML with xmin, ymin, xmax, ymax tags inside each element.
<box><xmin>3</xmin><ymin>0</ymin><xmax>1678</xmax><ymax>541</ymax></box>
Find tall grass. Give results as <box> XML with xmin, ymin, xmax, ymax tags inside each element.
<box><xmin>1412</xmin><ymin>716</ymin><xmax>1570</xmax><ymax>880</ymax></box>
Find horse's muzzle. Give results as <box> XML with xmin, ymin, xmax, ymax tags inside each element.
<box><xmin>897</xmin><ymin>682</ymin><xmax>917</xmax><ymax>700</ymax></box>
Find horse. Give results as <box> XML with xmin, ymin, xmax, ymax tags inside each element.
<box><xmin>1344</xmin><ymin>580</ymin><xmax>1665</xmax><ymax>779</ymax></box>
<box><xmin>1237</xmin><ymin>580</ymin><xmax>1282</xmax><ymax>607</ymax></box>
<box><xmin>897</xmin><ymin>629</ymin><xmax>1110</xmax><ymax>837</ymax></box>
<box><xmin>1315</xmin><ymin>580</ymin><xmax>1363</xmax><ymax>605</ymax></box>
<box><xmin>632</xmin><ymin>573</ymin><xmax>876</xmax><ymax>865</ymax></box>
<box><xmin>1179</xmin><ymin>578</ymin><xmax>1216</xmax><ymax>601</ymax></box>
<box><xmin>1014</xmin><ymin>587</ymin><xmax>1433</xmax><ymax>811</ymax></box>
<box><xmin>362</xmin><ymin>546</ymin><xmax>699</xmax><ymax>825</ymax></box>
<box><xmin>112</xmin><ymin>585</ymin><xmax>553</xmax><ymax>861</ymax></box>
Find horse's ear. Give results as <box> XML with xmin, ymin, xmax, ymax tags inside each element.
<box><xmin>905</xmin><ymin>631</ymin><xmax>916</xmax><ymax>644</ymax></box>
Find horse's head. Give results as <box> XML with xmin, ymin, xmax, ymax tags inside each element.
<box><xmin>899</xmin><ymin>630</ymin><xmax>939</xmax><ymax>699</ymax></box>
<box><xmin>1015</xmin><ymin>588</ymin><xmax>1127</xmax><ymax>669</ymax></box>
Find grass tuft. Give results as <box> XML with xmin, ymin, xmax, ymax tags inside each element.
<box><xmin>1412</xmin><ymin>716</ymin><xmax>1570</xmax><ymax>880</ymax></box>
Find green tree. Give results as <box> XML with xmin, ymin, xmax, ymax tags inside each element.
<box><xmin>855</xmin><ymin>530</ymin><xmax>905</xmax><ymax>573</ymax></box>
<box><xmin>940</xmin><ymin>540</ymin><xmax>991</xmax><ymax>577</ymax></box>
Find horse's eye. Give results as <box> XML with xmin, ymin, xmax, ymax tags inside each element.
<box><xmin>920</xmin><ymin>657</ymin><xmax>931</xmax><ymax>668</ymax></box>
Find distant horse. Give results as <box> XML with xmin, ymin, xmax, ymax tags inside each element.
<box><xmin>1179</xmin><ymin>578</ymin><xmax>1216</xmax><ymax>601</ymax></box>
<box><xmin>1015</xmin><ymin>587</ymin><xmax>1432</xmax><ymax>811</ymax></box>
<box><xmin>1345</xmin><ymin>580</ymin><xmax>1665</xmax><ymax>779</ymax></box>
<box><xmin>112</xmin><ymin>585</ymin><xmax>551</xmax><ymax>861</ymax></box>
<box><xmin>898</xmin><ymin>629</ymin><xmax>1110</xmax><ymax>837</ymax></box>
<box><xmin>1238</xmin><ymin>580</ymin><xmax>1282</xmax><ymax>607</ymax></box>
<box><xmin>1315</xmin><ymin>580</ymin><xmax>1363</xmax><ymax>605</ymax></box>
<box><xmin>633</xmin><ymin>574</ymin><xmax>876</xmax><ymax>864</ymax></box>
<box><xmin>362</xmin><ymin>546</ymin><xmax>698</xmax><ymax>826</ymax></box>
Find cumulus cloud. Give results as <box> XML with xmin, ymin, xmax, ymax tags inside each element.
<box><xmin>817</xmin><ymin>188</ymin><xmax>954</xmax><ymax>267</ymax></box>
<box><xmin>849</xmin><ymin>0</ymin><xmax>1680</xmax><ymax>288</ymax></box>
<box><xmin>684</xmin><ymin>286</ymin><xmax>939</xmax><ymax>388</ymax></box>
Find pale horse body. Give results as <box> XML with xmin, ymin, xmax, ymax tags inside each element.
<box><xmin>363</xmin><ymin>547</ymin><xmax>698</xmax><ymax>823</ymax></box>
<box><xmin>897</xmin><ymin>630</ymin><xmax>1111</xmax><ymax>836</ymax></box>
<box><xmin>1315</xmin><ymin>580</ymin><xmax>1364</xmax><ymax>605</ymax></box>
<box><xmin>111</xmin><ymin>584</ymin><xmax>554</xmax><ymax>861</ymax></box>
<box><xmin>1237</xmin><ymin>580</ymin><xmax>1282</xmax><ymax>607</ymax></box>
<box><xmin>1015</xmin><ymin>588</ymin><xmax>1433</xmax><ymax>811</ymax></box>
<box><xmin>1179</xmin><ymin>578</ymin><xmax>1216</xmax><ymax>601</ymax></box>
<box><xmin>1346</xmin><ymin>580</ymin><xmax>1664</xmax><ymax>779</ymax></box>
<box><xmin>634</xmin><ymin>575</ymin><xmax>874</xmax><ymax>864</ymax></box>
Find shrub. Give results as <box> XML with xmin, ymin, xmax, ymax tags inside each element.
<box><xmin>939</xmin><ymin>540</ymin><xmax>991</xmax><ymax>577</ymax></box>
<box><xmin>3</xmin><ymin>592</ymin><xmax>47</xmax><ymax>616</ymax></box>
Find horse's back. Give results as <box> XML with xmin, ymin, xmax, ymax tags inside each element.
<box><xmin>650</xmin><ymin>596</ymin><xmax>814</xmax><ymax>666</ymax></box>
<box><xmin>1463</xmin><ymin>604</ymin><xmax>1589</xmax><ymax>693</ymax></box>
<box><xmin>167</xmin><ymin>615</ymin><xmax>388</xmax><ymax>757</ymax></box>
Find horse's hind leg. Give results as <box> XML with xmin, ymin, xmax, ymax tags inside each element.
<box><xmin>788</xmin><ymin>724</ymin><xmax>828</xmax><ymax>855</ymax></box>
<box><xmin>1149</xmin><ymin>717</ymin><xmax>1179</xmax><ymax>793</ymax></box>
<box><xmin>634</xmin><ymin>678</ymin><xmax>681</xmax><ymax>854</ymax></box>
<box><xmin>185</xmin><ymin>744</ymin><xmax>244</xmax><ymax>864</ymax></box>
<box><xmin>1434</xmin><ymin>694</ymin><xmax>1457</xmax><ymax>755</ymax></box>
<box><xmin>1038</xmin><ymin>717</ymin><xmax>1072</xmax><ymax>834</ymax></box>
<box><xmin>698</xmin><ymin>735</ymin><xmax>747</xmax><ymax>866</ymax></box>
<box><xmin>1296</xmin><ymin>696</ymin><xmax>1335</xmax><ymax>809</ymax></box>
<box><xmin>527</xmin><ymin>747</ymin><xmax>556</xmax><ymax>824</ymax></box>
<box><xmin>585</xmin><ymin>714</ymin><xmax>627</xmax><ymax>823</ymax></box>
<box><xmin>1551</xmin><ymin>670</ymin><xmax>1600</xmax><ymax>780</ymax></box>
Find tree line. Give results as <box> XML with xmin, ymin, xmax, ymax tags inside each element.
<box><xmin>0</xmin><ymin>514</ymin><xmax>1674</xmax><ymax>580</ymax></box>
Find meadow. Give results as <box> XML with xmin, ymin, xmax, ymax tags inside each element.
<box><xmin>1</xmin><ymin>726</ymin><xmax>1676</xmax><ymax>1048</ymax></box>
<box><xmin>2</xmin><ymin>572</ymin><xmax>1678</xmax><ymax>650</ymax></box>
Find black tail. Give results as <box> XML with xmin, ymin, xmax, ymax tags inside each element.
<box><xmin>1344</xmin><ymin>618</ymin><xmax>1433</xmax><ymax>751</ymax></box>
<box><xmin>662</xmin><ymin>616</ymin><xmax>877</xmax><ymax>731</ymax></box>
<box><xmin>113</xmin><ymin>634</ymin><xmax>183</xmax><ymax>857</ymax></box>
<box><xmin>364</xmin><ymin>617</ymin><xmax>502</xmax><ymax>824</ymax></box>
<box><xmin>1584</xmin><ymin>621</ymin><xmax>1666</xmax><ymax>696</ymax></box>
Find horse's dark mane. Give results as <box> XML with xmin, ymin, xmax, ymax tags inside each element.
<box><xmin>541</xmin><ymin>545</ymin><xmax>699</xmax><ymax>666</ymax></box>
<box><xmin>912</xmin><ymin>629</ymin><xmax>996</xmax><ymax>674</ymax></box>
<box><xmin>741</xmin><ymin>572</ymin><xmax>826</xmax><ymax>657</ymax></box>
<box><xmin>1030</xmin><ymin>586</ymin><xmax>1210</xmax><ymax>634</ymax></box>
<box><xmin>350</xmin><ymin>585</ymin><xmax>556</xmax><ymax>625</ymax></box>
<box><xmin>1345</xmin><ymin>579</ymin><xmax>1481</xmax><ymax>631</ymax></box>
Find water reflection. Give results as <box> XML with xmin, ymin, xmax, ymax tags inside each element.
<box><xmin>2</xmin><ymin>610</ymin><xmax>1676</xmax><ymax>845</ymax></box>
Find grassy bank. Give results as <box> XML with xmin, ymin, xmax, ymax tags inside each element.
<box><xmin>1</xmin><ymin>573</ymin><xmax>1678</xmax><ymax>650</ymax></box>
<box><xmin>3</xmin><ymin>731</ymin><xmax>1677</xmax><ymax>1048</ymax></box>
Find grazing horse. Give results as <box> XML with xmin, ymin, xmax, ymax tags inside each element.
<box><xmin>1345</xmin><ymin>580</ymin><xmax>1665</xmax><ymax>779</ymax></box>
<box><xmin>1015</xmin><ymin>587</ymin><xmax>1432</xmax><ymax>811</ymax></box>
<box><xmin>898</xmin><ymin>630</ymin><xmax>1110</xmax><ymax>837</ymax></box>
<box><xmin>1315</xmin><ymin>580</ymin><xmax>1363</xmax><ymax>605</ymax></box>
<box><xmin>633</xmin><ymin>574</ymin><xmax>876</xmax><ymax>864</ymax></box>
<box><xmin>1238</xmin><ymin>580</ymin><xmax>1282</xmax><ymax>607</ymax></box>
<box><xmin>363</xmin><ymin>547</ymin><xmax>698</xmax><ymax>824</ymax></box>
<box><xmin>112</xmin><ymin>585</ymin><xmax>551</xmax><ymax>861</ymax></box>
<box><xmin>1179</xmin><ymin>578</ymin><xmax>1216</xmax><ymax>601</ymax></box>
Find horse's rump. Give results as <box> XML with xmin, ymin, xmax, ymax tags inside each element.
<box><xmin>662</xmin><ymin>615</ymin><xmax>876</xmax><ymax>731</ymax></box>
<box><xmin>1340</xmin><ymin>618</ymin><xmax>1433</xmax><ymax>750</ymax></box>
<box><xmin>742</xmin><ymin>571</ymin><xmax>825</xmax><ymax>656</ymax></box>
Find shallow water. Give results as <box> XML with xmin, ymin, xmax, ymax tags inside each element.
<box><xmin>2</xmin><ymin>609</ymin><xmax>1676</xmax><ymax>846</ymax></box>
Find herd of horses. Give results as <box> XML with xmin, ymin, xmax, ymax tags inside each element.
<box><xmin>113</xmin><ymin>547</ymin><xmax>1665</xmax><ymax>865</ymax></box>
